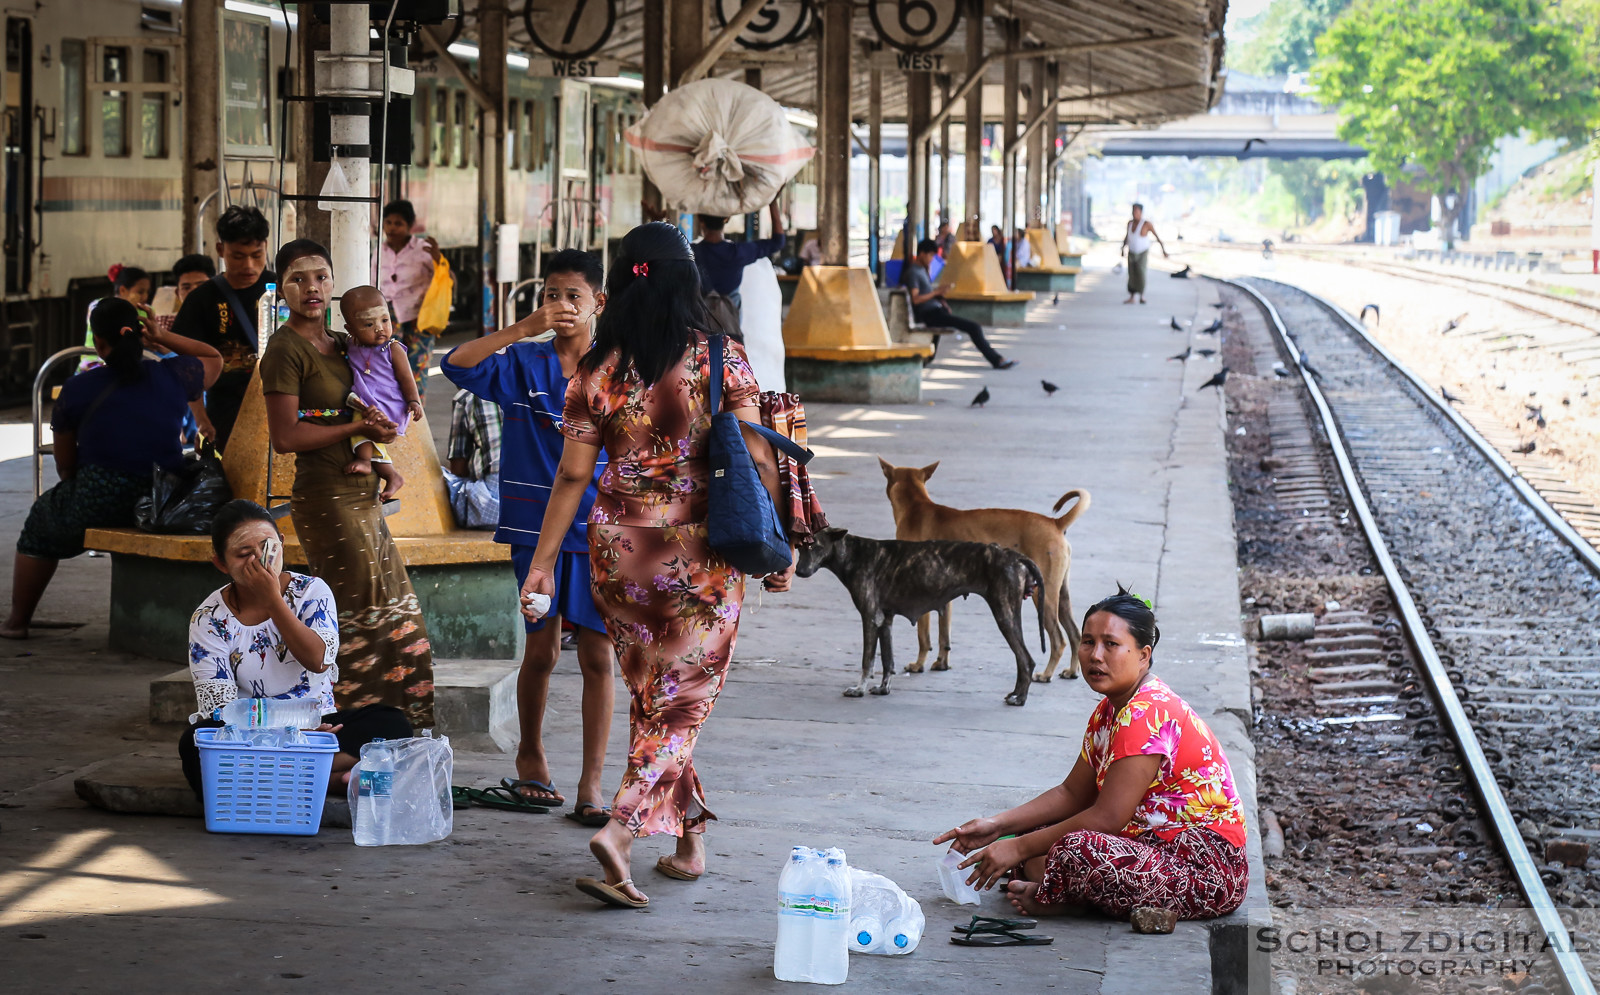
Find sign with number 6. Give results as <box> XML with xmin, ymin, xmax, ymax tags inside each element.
<box><xmin>868</xmin><ymin>0</ymin><xmax>962</xmax><ymax>54</ymax></box>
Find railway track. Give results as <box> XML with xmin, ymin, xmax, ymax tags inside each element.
<box><xmin>1228</xmin><ymin>277</ymin><xmax>1600</xmax><ymax>995</ymax></box>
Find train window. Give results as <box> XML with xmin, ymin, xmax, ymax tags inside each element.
<box><xmin>413</xmin><ymin>83</ymin><xmax>429</xmax><ymax>167</ymax></box>
<box><xmin>452</xmin><ymin>89</ymin><xmax>465</xmax><ymax>167</ymax></box>
<box><xmin>140</xmin><ymin>48</ymin><xmax>168</xmax><ymax>158</ymax></box>
<box><xmin>506</xmin><ymin>98</ymin><xmax>520</xmax><ymax>170</ymax></box>
<box><xmin>431</xmin><ymin>86</ymin><xmax>447</xmax><ymax>166</ymax></box>
<box><xmin>521</xmin><ymin>100</ymin><xmax>534</xmax><ymax>172</ymax></box>
<box><xmin>61</xmin><ymin>40</ymin><xmax>86</xmax><ymax>155</ymax></box>
<box><xmin>101</xmin><ymin>46</ymin><xmax>130</xmax><ymax>157</ymax></box>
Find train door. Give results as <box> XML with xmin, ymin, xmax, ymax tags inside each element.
<box><xmin>3</xmin><ymin>16</ymin><xmax>35</xmax><ymax>296</ymax></box>
<box><xmin>554</xmin><ymin>79</ymin><xmax>591</xmax><ymax>248</ymax></box>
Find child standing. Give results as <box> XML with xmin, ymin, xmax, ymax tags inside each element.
<box><xmin>339</xmin><ymin>285</ymin><xmax>422</xmax><ymax>500</ymax></box>
<box><xmin>440</xmin><ymin>249</ymin><xmax>615</xmax><ymax>822</ymax></box>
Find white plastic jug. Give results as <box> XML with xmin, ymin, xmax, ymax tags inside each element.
<box><xmin>937</xmin><ymin>849</ymin><xmax>983</xmax><ymax>905</ymax></box>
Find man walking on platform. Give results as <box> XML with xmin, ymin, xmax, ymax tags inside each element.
<box><xmin>905</xmin><ymin>239</ymin><xmax>1016</xmax><ymax>370</ymax></box>
<box><xmin>1120</xmin><ymin>203</ymin><xmax>1168</xmax><ymax>304</ymax></box>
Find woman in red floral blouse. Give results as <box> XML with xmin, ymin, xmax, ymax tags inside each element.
<box><xmin>936</xmin><ymin>590</ymin><xmax>1249</xmax><ymax>920</ymax></box>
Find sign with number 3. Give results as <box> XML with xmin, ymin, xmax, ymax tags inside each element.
<box><xmin>868</xmin><ymin>0</ymin><xmax>962</xmax><ymax>53</ymax></box>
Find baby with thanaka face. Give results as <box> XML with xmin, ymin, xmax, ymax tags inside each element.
<box><xmin>339</xmin><ymin>285</ymin><xmax>422</xmax><ymax>500</ymax></box>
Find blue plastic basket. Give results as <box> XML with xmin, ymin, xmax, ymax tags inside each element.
<box><xmin>195</xmin><ymin>728</ymin><xmax>339</xmax><ymax>835</ymax></box>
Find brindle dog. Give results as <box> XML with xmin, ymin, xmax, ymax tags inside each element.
<box><xmin>796</xmin><ymin>528</ymin><xmax>1046</xmax><ymax>706</ymax></box>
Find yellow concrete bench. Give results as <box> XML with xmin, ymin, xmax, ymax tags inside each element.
<box><xmin>777</xmin><ymin>272</ymin><xmax>802</xmax><ymax>305</ymax></box>
<box><xmin>84</xmin><ymin>527</ymin><xmax>511</xmax><ymax>566</ymax></box>
<box><xmin>783</xmin><ymin>266</ymin><xmax>930</xmax><ymax>403</ymax></box>
<box><xmin>1015</xmin><ymin>230</ymin><xmax>1083</xmax><ymax>292</ymax></box>
<box><xmin>935</xmin><ymin>242</ymin><xmax>1036</xmax><ymax>324</ymax></box>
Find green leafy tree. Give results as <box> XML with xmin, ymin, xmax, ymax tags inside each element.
<box><xmin>1313</xmin><ymin>0</ymin><xmax>1600</xmax><ymax>242</ymax></box>
<box><xmin>1234</xmin><ymin>0</ymin><xmax>1353</xmax><ymax>77</ymax></box>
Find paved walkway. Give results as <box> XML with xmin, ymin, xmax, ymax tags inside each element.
<box><xmin>0</xmin><ymin>254</ymin><xmax>1259</xmax><ymax>993</ymax></box>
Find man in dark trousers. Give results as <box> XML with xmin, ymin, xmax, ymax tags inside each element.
<box><xmin>171</xmin><ymin>205</ymin><xmax>274</xmax><ymax>450</ymax></box>
<box><xmin>691</xmin><ymin>199</ymin><xmax>785</xmax><ymax>313</ymax></box>
<box><xmin>905</xmin><ymin>239</ymin><xmax>1016</xmax><ymax>370</ymax></box>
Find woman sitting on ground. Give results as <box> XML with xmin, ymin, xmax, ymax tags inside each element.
<box><xmin>3</xmin><ymin>299</ymin><xmax>221</xmax><ymax>639</ymax></box>
<box><xmin>178</xmin><ymin>500</ymin><xmax>413</xmax><ymax>797</ymax></box>
<box><xmin>935</xmin><ymin>590</ymin><xmax>1249</xmax><ymax>920</ymax></box>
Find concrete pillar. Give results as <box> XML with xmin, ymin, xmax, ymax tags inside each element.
<box><xmin>1025</xmin><ymin>56</ymin><xmax>1045</xmax><ymax>226</ymax></box>
<box><xmin>1045</xmin><ymin>59</ymin><xmax>1059</xmax><ymax>231</ymax></box>
<box><xmin>293</xmin><ymin>5</ymin><xmax>329</xmax><ymax>250</ymax></box>
<box><xmin>962</xmin><ymin>0</ymin><xmax>984</xmax><ymax>240</ymax></box>
<box><xmin>327</xmin><ymin>3</ymin><xmax>371</xmax><ymax>304</ymax></box>
<box><xmin>1000</xmin><ymin>18</ymin><xmax>1019</xmax><ymax>258</ymax></box>
<box><xmin>906</xmin><ymin>71</ymin><xmax>931</xmax><ymax>253</ymax></box>
<box><xmin>478</xmin><ymin>0</ymin><xmax>507</xmax><ymax>331</ymax></box>
<box><xmin>642</xmin><ymin>0</ymin><xmax>664</xmax><ymax>215</ymax></box>
<box><xmin>181</xmin><ymin>0</ymin><xmax>220</xmax><ymax>254</ymax></box>
<box><xmin>669</xmin><ymin>0</ymin><xmax>705</xmax><ymax>87</ymax></box>
<box><xmin>819</xmin><ymin>0</ymin><xmax>850</xmax><ymax>266</ymax></box>
<box><xmin>869</xmin><ymin>66</ymin><xmax>882</xmax><ymax>280</ymax></box>
<box><xmin>938</xmin><ymin>74</ymin><xmax>951</xmax><ymax>228</ymax></box>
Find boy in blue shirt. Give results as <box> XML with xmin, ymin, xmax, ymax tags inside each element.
<box><xmin>440</xmin><ymin>250</ymin><xmax>615</xmax><ymax>823</ymax></box>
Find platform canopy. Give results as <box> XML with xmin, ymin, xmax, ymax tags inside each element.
<box><xmin>449</xmin><ymin>0</ymin><xmax>1227</xmax><ymax>127</ymax></box>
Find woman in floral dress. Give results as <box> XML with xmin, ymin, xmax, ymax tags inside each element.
<box><xmin>521</xmin><ymin>222</ymin><xmax>789</xmax><ymax>908</ymax></box>
<box><xmin>936</xmin><ymin>590</ymin><xmax>1249</xmax><ymax>921</ymax></box>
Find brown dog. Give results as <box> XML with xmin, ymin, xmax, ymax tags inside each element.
<box><xmin>879</xmin><ymin>457</ymin><xmax>1089</xmax><ymax>681</ymax></box>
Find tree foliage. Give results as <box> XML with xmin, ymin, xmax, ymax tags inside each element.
<box><xmin>1233</xmin><ymin>0</ymin><xmax>1352</xmax><ymax>77</ymax></box>
<box><xmin>1312</xmin><ymin>0</ymin><xmax>1600</xmax><ymax>237</ymax></box>
<box><xmin>1266</xmin><ymin>159</ymin><xmax>1371</xmax><ymax>225</ymax></box>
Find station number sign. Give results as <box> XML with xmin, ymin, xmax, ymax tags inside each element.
<box><xmin>868</xmin><ymin>0</ymin><xmax>962</xmax><ymax>54</ymax></box>
<box><xmin>713</xmin><ymin>0</ymin><xmax>816</xmax><ymax>52</ymax></box>
<box><xmin>524</xmin><ymin>0</ymin><xmax>617</xmax><ymax>61</ymax></box>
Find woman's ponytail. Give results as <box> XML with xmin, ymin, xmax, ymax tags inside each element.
<box><xmin>88</xmin><ymin>297</ymin><xmax>147</xmax><ymax>385</ymax></box>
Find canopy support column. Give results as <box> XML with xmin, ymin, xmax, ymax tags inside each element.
<box><xmin>819</xmin><ymin>0</ymin><xmax>851</xmax><ymax>266</ymax></box>
<box><xmin>962</xmin><ymin>0</ymin><xmax>984</xmax><ymax>240</ymax></box>
<box><xmin>181</xmin><ymin>0</ymin><xmax>220</xmax><ymax>254</ymax></box>
<box><xmin>1025</xmin><ymin>56</ymin><xmax>1045</xmax><ymax>227</ymax></box>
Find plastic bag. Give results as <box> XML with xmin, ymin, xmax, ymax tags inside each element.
<box><xmin>626</xmin><ymin>79</ymin><xmax>814</xmax><ymax>216</ymax></box>
<box><xmin>134</xmin><ymin>448</ymin><xmax>233</xmax><ymax>534</ymax></box>
<box><xmin>349</xmin><ymin>731</ymin><xmax>453</xmax><ymax>846</ymax></box>
<box><xmin>416</xmin><ymin>257</ymin><xmax>453</xmax><ymax>334</ymax></box>
<box><xmin>738</xmin><ymin>259</ymin><xmax>785</xmax><ymax>392</ymax></box>
<box><xmin>442</xmin><ymin>469</ymin><xmax>499</xmax><ymax>530</ymax></box>
<box><xmin>848</xmin><ymin>868</ymin><xmax>925</xmax><ymax>955</ymax></box>
<box><xmin>937</xmin><ymin>849</ymin><xmax>983</xmax><ymax>905</ymax></box>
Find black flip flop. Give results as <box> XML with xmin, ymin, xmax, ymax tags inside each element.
<box><xmin>950</xmin><ymin>929</ymin><xmax>1053</xmax><ymax>947</ymax></box>
<box><xmin>953</xmin><ymin>915</ymin><xmax>1038</xmax><ymax>935</ymax></box>
<box><xmin>564</xmin><ymin>802</ymin><xmax>612</xmax><ymax>828</ymax></box>
<box><xmin>501</xmin><ymin>776</ymin><xmax>564</xmax><ymax>808</ymax></box>
<box><xmin>463</xmin><ymin>785</ymin><xmax>550</xmax><ymax>814</ymax></box>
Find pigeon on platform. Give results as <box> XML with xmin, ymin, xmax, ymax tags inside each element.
<box><xmin>1440</xmin><ymin>385</ymin><xmax>1463</xmax><ymax>404</ymax></box>
<box><xmin>971</xmin><ymin>386</ymin><xmax>991</xmax><ymax>407</ymax></box>
<box><xmin>1442</xmin><ymin>312</ymin><xmax>1467</xmax><ymax>333</ymax></box>
<box><xmin>1200</xmin><ymin>318</ymin><xmax>1222</xmax><ymax>334</ymax></box>
<box><xmin>1526</xmin><ymin>405</ymin><xmax>1546</xmax><ymax>428</ymax></box>
<box><xmin>1563</xmin><ymin>396</ymin><xmax>1572</xmax><ymax>406</ymax></box>
<box><xmin>1273</xmin><ymin>364</ymin><xmax>1291</xmax><ymax>378</ymax></box>
<box><xmin>1197</xmin><ymin>368</ymin><xmax>1229</xmax><ymax>392</ymax></box>
<box><xmin>1195</xmin><ymin>348</ymin><xmax>1217</xmax><ymax>357</ymax></box>
<box><xmin>1042</xmin><ymin>379</ymin><xmax>1059</xmax><ymax>396</ymax></box>
<box><xmin>1359</xmin><ymin>304</ymin><xmax>1380</xmax><ymax>325</ymax></box>
<box><xmin>1168</xmin><ymin>348</ymin><xmax>1191</xmax><ymax>362</ymax></box>
<box><xmin>1170</xmin><ymin>316</ymin><xmax>1184</xmax><ymax>331</ymax></box>
<box><xmin>1300</xmin><ymin>353</ymin><xmax>1323</xmax><ymax>380</ymax></box>
<box><xmin>1513</xmin><ymin>440</ymin><xmax>1536</xmax><ymax>455</ymax></box>
<box><xmin>1052</xmin><ymin>293</ymin><xmax>1060</xmax><ymax>305</ymax></box>
<box><xmin>1171</xmin><ymin>265</ymin><xmax>1193</xmax><ymax>278</ymax></box>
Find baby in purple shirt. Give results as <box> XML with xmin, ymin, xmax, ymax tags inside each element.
<box><xmin>340</xmin><ymin>285</ymin><xmax>422</xmax><ymax>499</ymax></box>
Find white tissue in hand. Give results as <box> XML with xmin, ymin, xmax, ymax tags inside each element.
<box><xmin>522</xmin><ymin>592</ymin><xmax>552</xmax><ymax>619</ymax></box>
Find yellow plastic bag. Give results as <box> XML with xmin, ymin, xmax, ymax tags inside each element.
<box><xmin>416</xmin><ymin>257</ymin><xmax>453</xmax><ymax>334</ymax></box>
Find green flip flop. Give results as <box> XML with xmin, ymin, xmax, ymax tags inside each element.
<box><xmin>953</xmin><ymin>915</ymin><xmax>1038</xmax><ymax>935</ymax></box>
<box><xmin>461</xmin><ymin>784</ymin><xmax>551</xmax><ymax>813</ymax></box>
<box><xmin>450</xmin><ymin>786</ymin><xmax>474</xmax><ymax>810</ymax></box>
<box><xmin>950</xmin><ymin>929</ymin><xmax>1053</xmax><ymax>947</ymax></box>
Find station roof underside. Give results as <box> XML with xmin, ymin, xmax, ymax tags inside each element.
<box><xmin>457</xmin><ymin>0</ymin><xmax>1228</xmax><ymax>127</ymax></box>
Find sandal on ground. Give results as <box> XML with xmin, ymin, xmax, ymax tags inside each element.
<box><xmin>654</xmin><ymin>855</ymin><xmax>702</xmax><ymax>881</ymax></box>
<box><xmin>953</xmin><ymin>915</ymin><xmax>1037</xmax><ymax>935</ymax></box>
<box><xmin>949</xmin><ymin>928</ymin><xmax>1053</xmax><ymax>947</ymax></box>
<box><xmin>576</xmin><ymin>876</ymin><xmax>649</xmax><ymax>909</ymax></box>
<box><xmin>564</xmin><ymin>802</ymin><xmax>612</xmax><ymax>828</ymax></box>
<box><xmin>461</xmin><ymin>784</ymin><xmax>550</xmax><ymax>813</ymax></box>
<box><xmin>450</xmin><ymin>786</ymin><xmax>474</xmax><ymax>810</ymax></box>
<box><xmin>501</xmin><ymin>776</ymin><xmax>564</xmax><ymax>808</ymax></box>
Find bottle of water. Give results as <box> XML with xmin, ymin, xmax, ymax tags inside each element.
<box><xmin>846</xmin><ymin>867</ymin><xmax>926</xmax><ymax>956</ymax></box>
<box><xmin>214</xmin><ymin>697</ymin><xmax>323</xmax><ymax>730</ymax></box>
<box><xmin>353</xmin><ymin>739</ymin><xmax>395</xmax><ymax>846</ymax></box>
<box><xmin>814</xmin><ymin>850</ymin><xmax>851</xmax><ymax>982</ymax></box>
<box><xmin>848</xmin><ymin>912</ymin><xmax>884</xmax><ymax>954</ymax></box>
<box><xmin>775</xmin><ymin>847</ymin><xmax>815</xmax><ymax>982</ymax></box>
<box><xmin>256</xmin><ymin>283</ymin><xmax>278</xmax><ymax>357</ymax></box>
<box><xmin>884</xmin><ymin>910</ymin><xmax>922</xmax><ymax>953</ymax></box>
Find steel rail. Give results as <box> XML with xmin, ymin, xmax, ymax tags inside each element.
<box><xmin>1227</xmin><ymin>277</ymin><xmax>1597</xmax><ymax>995</ymax></box>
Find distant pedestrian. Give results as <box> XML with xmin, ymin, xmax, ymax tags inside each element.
<box><xmin>988</xmin><ymin>225</ymin><xmax>1011</xmax><ymax>287</ymax></box>
<box><xmin>1012</xmin><ymin>227</ymin><xmax>1035</xmax><ymax>271</ymax></box>
<box><xmin>1120</xmin><ymin>203</ymin><xmax>1168</xmax><ymax>305</ymax></box>
<box><xmin>934</xmin><ymin>220</ymin><xmax>956</xmax><ymax>257</ymax></box>
<box><xmin>905</xmin><ymin>239</ymin><xmax>1016</xmax><ymax>370</ymax></box>
<box><xmin>378</xmin><ymin>199</ymin><xmax>444</xmax><ymax>398</ymax></box>
<box><xmin>692</xmin><ymin>200</ymin><xmax>786</xmax><ymax>313</ymax></box>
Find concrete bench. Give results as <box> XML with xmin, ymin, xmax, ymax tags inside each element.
<box><xmin>148</xmin><ymin>658</ymin><xmax>519</xmax><ymax>752</ymax></box>
<box><xmin>782</xmin><ymin>266</ymin><xmax>933</xmax><ymax>404</ymax></box>
<box><xmin>882</xmin><ymin>286</ymin><xmax>939</xmax><ymax>350</ymax></box>
<box><xmin>777</xmin><ymin>272</ymin><xmax>802</xmax><ymax>305</ymax></box>
<box><xmin>1013</xmin><ymin>264</ymin><xmax>1081</xmax><ymax>293</ymax></box>
<box><xmin>934</xmin><ymin>241</ymin><xmax>1036</xmax><ymax>325</ymax></box>
<box><xmin>84</xmin><ymin>527</ymin><xmax>520</xmax><ymax>662</ymax></box>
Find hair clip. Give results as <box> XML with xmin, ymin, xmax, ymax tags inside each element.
<box><xmin>632</xmin><ymin>262</ymin><xmax>649</xmax><ymax>277</ymax></box>
<box><xmin>1128</xmin><ymin>593</ymin><xmax>1153</xmax><ymax>610</ymax></box>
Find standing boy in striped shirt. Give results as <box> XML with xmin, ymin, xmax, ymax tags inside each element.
<box><xmin>440</xmin><ymin>250</ymin><xmax>615</xmax><ymax>824</ymax></box>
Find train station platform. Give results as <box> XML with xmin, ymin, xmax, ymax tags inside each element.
<box><xmin>0</xmin><ymin>256</ymin><xmax>1264</xmax><ymax>994</ymax></box>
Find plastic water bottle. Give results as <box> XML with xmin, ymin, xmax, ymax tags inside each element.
<box><xmin>884</xmin><ymin>911</ymin><xmax>922</xmax><ymax>953</ymax></box>
<box><xmin>847</xmin><ymin>867</ymin><xmax>926</xmax><ymax>956</ymax></box>
<box><xmin>257</xmin><ymin>283</ymin><xmax>278</xmax><ymax>356</ymax></box>
<box><xmin>775</xmin><ymin>847</ymin><xmax>815</xmax><ymax>981</ymax></box>
<box><xmin>353</xmin><ymin>739</ymin><xmax>394</xmax><ymax>846</ymax></box>
<box><xmin>849</xmin><ymin>912</ymin><xmax>884</xmax><ymax>954</ymax></box>
<box><xmin>814</xmin><ymin>849</ymin><xmax>851</xmax><ymax>983</ymax></box>
<box><xmin>214</xmin><ymin>697</ymin><xmax>323</xmax><ymax>730</ymax></box>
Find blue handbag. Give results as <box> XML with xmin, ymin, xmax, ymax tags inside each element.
<box><xmin>705</xmin><ymin>333</ymin><xmax>813</xmax><ymax>575</ymax></box>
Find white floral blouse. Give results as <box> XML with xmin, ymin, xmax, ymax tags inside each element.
<box><xmin>187</xmin><ymin>572</ymin><xmax>340</xmax><ymax>722</ymax></box>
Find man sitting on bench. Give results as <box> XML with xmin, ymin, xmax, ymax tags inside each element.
<box><xmin>905</xmin><ymin>239</ymin><xmax>1017</xmax><ymax>370</ymax></box>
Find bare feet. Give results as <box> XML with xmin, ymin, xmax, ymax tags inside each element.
<box><xmin>1123</xmin><ymin>295</ymin><xmax>1135</xmax><ymax>304</ymax></box>
<box><xmin>0</xmin><ymin>619</ymin><xmax>28</xmax><ymax>639</ymax></box>
<box><xmin>1005</xmin><ymin>880</ymin><xmax>1084</xmax><ymax>917</ymax></box>
<box><xmin>658</xmin><ymin>832</ymin><xmax>706</xmax><ymax>878</ymax></box>
<box><xmin>344</xmin><ymin>457</ymin><xmax>372</xmax><ymax>476</ymax></box>
<box><xmin>589</xmin><ymin>821</ymin><xmax>647</xmax><ymax>904</ymax></box>
<box><xmin>373</xmin><ymin>463</ymin><xmax>405</xmax><ymax>500</ymax></box>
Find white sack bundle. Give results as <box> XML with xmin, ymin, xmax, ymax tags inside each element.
<box><xmin>625</xmin><ymin>78</ymin><xmax>815</xmax><ymax>217</ymax></box>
